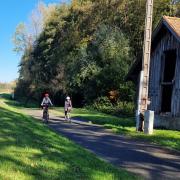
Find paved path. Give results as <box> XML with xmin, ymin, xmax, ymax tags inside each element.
<box><xmin>24</xmin><ymin>109</ymin><xmax>180</xmax><ymax>180</ymax></box>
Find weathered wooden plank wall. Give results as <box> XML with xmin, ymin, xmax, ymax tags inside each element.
<box><xmin>149</xmin><ymin>31</ymin><xmax>180</xmax><ymax>116</ymax></box>
<box><xmin>172</xmin><ymin>43</ymin><xmax>180</xmax><ymax>116</ymax></box>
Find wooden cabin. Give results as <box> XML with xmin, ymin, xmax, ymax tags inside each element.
<box><xmin>127</xmin><ymin>16</ymin><xmax>180</xmax><ymax>130</ymax></box>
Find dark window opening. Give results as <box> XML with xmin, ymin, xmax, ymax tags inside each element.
<box><xmin>161</xmin><ymin>49</ymin><xmax>177</xmax><ymax>113</ymax></box>
<box><xmin>163</xmin><ymin>50</ymin><xmax>177</xmax><ymax>82</ymax></box>
<box><xmin>161</xmin><ymin>85</ymin><xmax>173</xmax><ymax>112</ymax></box>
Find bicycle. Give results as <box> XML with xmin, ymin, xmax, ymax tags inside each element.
<box><xmin>65</xmin><ymin>107</ymin><xmax>72</xmax><ymax>123</ymax></box>
<box><xmin>42</xmin><ymin>104</ymin><xmax>49</xmax><ymax>123</ymax></box>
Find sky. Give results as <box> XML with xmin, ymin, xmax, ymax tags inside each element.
<box><xmin>0</xmin><ymin>0</ymin><xmax>69</xmax><ymax>83</ymax></box>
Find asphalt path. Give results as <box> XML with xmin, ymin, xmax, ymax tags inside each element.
<box><xmin>23</xmin><ymin>109</ymin><xmax>180</xmax><ymax>180</ymax></box>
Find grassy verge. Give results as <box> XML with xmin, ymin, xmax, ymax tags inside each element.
<box><xmin>53</xmin><ymin>107</ymin><xmax>180</xmax><ymax>151</ymax></box>
<box><xmin>52</xmin><ymin>108</ymin><xmax>135</xmax><ymax>127</ymax></box>
<box><xmin>0</xmin><ymin>96</ymin><xmax>138</xmax><ymax>180</ymax></box>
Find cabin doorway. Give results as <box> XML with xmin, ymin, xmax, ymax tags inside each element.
<box><xmin>161</xmin><ymin>50</ymin><xmax>177</xmax><ymax>113</ymax></box>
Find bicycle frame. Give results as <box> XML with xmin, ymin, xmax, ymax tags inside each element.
<box><xmin>65</xmin><ymin>108</ymin><xmax>71</xmax><ymax>122</ymax></box>
<box><xmin>42</xmin><ymin>104</ymin><xmax>49</xmax><ymax>123</ymax></box>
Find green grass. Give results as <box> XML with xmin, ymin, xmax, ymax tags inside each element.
<box><xmin>104</xmin><ymin>126</ymin><xmax>180</xmax><ymax>151</ymax></box>
<box><xmin>52</xmin><ymin>108</ymin><xmax>135</xmax><ymax>127</ymax></box>
<box><xmin>53</xmin><ymin>107</ymin><xmax>180</xmax><ymax>151</ymax></box>
<box><xmin>0</xmin><ymin>96</ymin><xmax>138</xmax><ymax>180</ymax></box>
<box><xmin>1</xmin><ymin>93</ymin><xmax>39</xmax><ymax>109</ymax></box>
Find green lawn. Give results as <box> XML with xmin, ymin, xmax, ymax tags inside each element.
<box><xmin>52</xmin><ymin>108</ymin><xmax>135</xmax><ymax>127</ymax></box>
<box><xmin>0</xmin><ymin>96</ymin><xmax>138</xmax><ymax>180</ymax></box>
<box><xmin>53</xmin><ymin>107</ymin><xmax>180</xmax><ymax>151</ymax></box>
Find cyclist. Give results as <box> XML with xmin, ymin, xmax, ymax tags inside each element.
<box><xmin>64</xmin><ymin>96</ymin><xmax>72</xmax><ymax>122</ymax></box>
<box><xmin>41</xmin><ymin>93</ymin><xmax>53</xmax><ymax>123</ymax></box>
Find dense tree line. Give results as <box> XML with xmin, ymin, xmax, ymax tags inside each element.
<box><xmin>13</xmin><ymin>0</ymin><xmax>180</xmax><ymax>107</ymax></box>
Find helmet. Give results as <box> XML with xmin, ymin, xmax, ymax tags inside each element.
<box><xmin>66</xmin><ymin>96</ymin><xmax>70</xmax><ymax>100</ymax></box>
<box><xmin>45</xmin><ymin>93</ymin><xmax>49</xmax><ymax>97</ymax></box>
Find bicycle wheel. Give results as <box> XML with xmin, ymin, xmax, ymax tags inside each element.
<box><xmin>67</xmin><ymin>112</ymin><xmax>71</xmax><ymax>123</ymax></box>
<box><xmin>43</xmin><ymin>111</ymin><xmax>46</xmax><ymax>121</ymax></box>
<box><xmin>43</xmin><ymin>110</ymin><xmax>48</xmax><ymax>123</ymax></box>
<box><xmin>46</xmin><ymin>112</ymin><xmax>49</xmax><ymax>123</ymax></box>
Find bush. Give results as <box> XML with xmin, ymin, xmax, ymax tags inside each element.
<box><xmin>90</xmin><ymin>96</ymin><xmax>135</xmax><ymax>116</ymax></box>
<box><xmin>116</xmin><ymin>101</ymin><xmax>135</xmax><ymax>116</ymax></box>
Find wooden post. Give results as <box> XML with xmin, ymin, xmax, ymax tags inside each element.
<box><xmin>137</xmin><ymin>0</ymin><xmax>154</xmax><ymax>131</ymax></box>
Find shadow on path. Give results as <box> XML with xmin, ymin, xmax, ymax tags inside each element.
<box><xmin>24</xmin><ymin>109</ymin><xmax>180</xmax><ymax>180</ymax></box>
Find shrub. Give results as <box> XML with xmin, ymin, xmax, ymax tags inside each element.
<box><xmin>90</xmin><ymin>96</ymin><xmax>135</xmax><ymax>116</ymax></box>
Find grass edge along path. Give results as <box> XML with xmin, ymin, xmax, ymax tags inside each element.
<box><xmin>0</xmin><ymin>97</ymin><xmax>139</xmax><ymax>180</ymax></box>
<box><xmin>52</xmin><ymin>108</ymin><xmax>180</xmax><ymax>152</ymax></box>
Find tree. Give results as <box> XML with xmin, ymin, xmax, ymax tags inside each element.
<box><xmin>14</xmin><ymin>0</ymin><xmax>180</xmax><ymax>106</ymax></box>
<box><xmin>12</xmin><ymin>23</ymin><xmax>32</xmax><ymax>54</ymax></box>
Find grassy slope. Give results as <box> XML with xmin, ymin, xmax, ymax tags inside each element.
<box><xmin>0</xmin><ymin>96</ymin><xmax>138</xmax><ymax>180</ymax></box>
<box><xmin>53</xmin><ymin>107</ymin><xmax>180</xmax><ymax>151</ymax></box>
